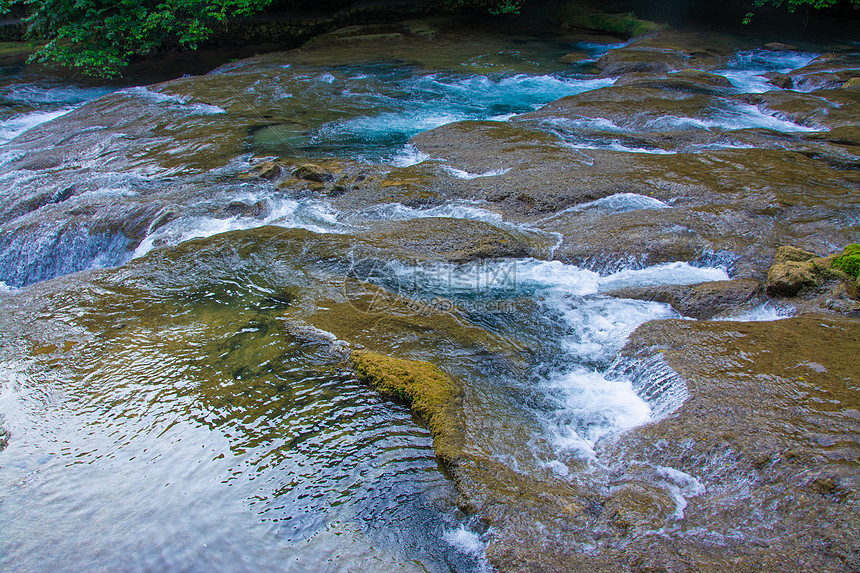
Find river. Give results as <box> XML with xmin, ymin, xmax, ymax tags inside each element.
<box><xmin>0</xmin><ymin>17</ymin><xmax>858</xmax><ymax>572</ymax></box>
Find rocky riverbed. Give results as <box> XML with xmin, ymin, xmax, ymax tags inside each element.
<box><xmin>0</xmin><ymin>14</ymin><xmax>857</xmax><ymax>572</ymax></box>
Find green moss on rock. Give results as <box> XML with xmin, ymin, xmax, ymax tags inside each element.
<box><xmin>767</xmin><ymin>245</ymin><xmax>860</xmax><ymax>301</ymax></box>
<box><xmin>832</xmin><ymin>244</ymin><xmax>860</xmax><ymax>278</ymax></box>
<box><xmin>349</xmin><ymin>349</ymin><xmax>464</xmax><ymax>466</ymax></box>
<box><xmin>557</xmin><ymin>3</ymin><xmax>665</xmax><ymax>38</ymax></box>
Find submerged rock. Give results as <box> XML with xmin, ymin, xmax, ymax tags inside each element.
<box><xmin>364</xmin><ymin>218</ymin><xmax>551</xmax><ymax>262</ymax></box>
<box><xmin>350</xmin><ymin>350</ymin><xmax>464</xmax><ymax>467</ymax></box>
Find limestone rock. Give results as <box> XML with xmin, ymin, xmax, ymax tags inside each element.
<box><xmin>774</xmin><ymin>245</ymin><xmax>816</xmax><ymax>264</ymax></box>
<box><xmin>766</xmin><ymin>72</ymin><xmax>794</xmax><ymax>90</ymax></box>
<box><xmin>605</xmin><ymin>278</ymin><xmax>763</xmax><ymax>319</ymax></box>
<box><xmin>293</xmin><ymin>163</ymin><xmax>333</xmax><ymax>183</ymax></box>
<box><xmin>767</xmin><ymin>260</ymin><xmax>818</xmax><ymax>296</ymax></box>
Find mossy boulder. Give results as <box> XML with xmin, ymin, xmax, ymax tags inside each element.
<box><xmin>349</xmin><ymin>350</ymin><xmax>464</xmax><ymax>467</ymax></box>
<box><xmin>556</xmin><ymin>3</ymin><xmax>665</xmax><ymax>38</ymax></box>
<box><xmin>767</xmin><ymin>246</ymin><xmax>859</xmax><ymax>299</ymax></box>
<box><xmin>831</xmin><ymin>244</ymin><xmax>860</xmax><ymax>278</ymax></box>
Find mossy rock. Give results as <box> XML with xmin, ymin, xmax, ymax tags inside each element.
<box><xmin>832</xmin><ymin>244</ymin><xmax>860</xmax><ymax>278</ymax></box>
<box><xmin>293</xmin><ymin>163</ymin><xmax>333</xmax><ymax>183</ymax></box>
<box><xmin>842</xmin><ymin>77</ymin><xmax>860</xmax><ymax>89</ymax></box>
<box><xmin>349</xmin><ymin>349</ymin><xmax>464</xmax><ymax>466</ymax></box>
<box><xmin>556</xmin><ymin>3</ymin><xmax>665</xmax><ymax>38</ymax></box>
<box><xmin>767</xmin><ymin>246</ymin><xmax>859</xmax><ymax>299</ymax></box>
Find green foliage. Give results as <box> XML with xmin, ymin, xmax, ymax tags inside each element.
<box><xmin>489</xmin><ymin>0</ymin><xmax>521</xmax><ymax>15</ymax></box>
<box><xmin>20</xmin><ymin>0</ymin><xmax>274</xmax><ymax>77</ymax></box>
<box><xmin>832</xmin><ymin>244</ymin><xmax>860</xmax><ymax>278</ymax></box>
<box><xmin>743</xmin><ymin>0</ymin><xmax>860</xmax><ymax>24</ymax></box>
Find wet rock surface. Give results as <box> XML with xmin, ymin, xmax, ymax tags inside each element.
<box><xmin>605</xmin><ymin>278</ymin><xmax>764</xmax><ymax>319</ymax></box>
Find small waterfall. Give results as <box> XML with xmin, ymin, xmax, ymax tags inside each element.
<box><xmin>0</xmin><ymin>227</ymin><xmax>132</xmax><ymax>288</ymax></box>
<box><xmin>608</xmin><ymin>353</ymin><xmax>689</xmax><ymax>420</ymax></box>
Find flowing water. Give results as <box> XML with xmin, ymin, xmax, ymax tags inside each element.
<box><xmin>0</xmin><ymin>20</ymin><xmax>857</xmax><ymax>572</ymax></box>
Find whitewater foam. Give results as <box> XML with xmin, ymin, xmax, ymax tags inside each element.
<box><xmin>441</xmin><ymin>166</ymin><xmax>512</xmax><ymax>179</ymax></box>
<box><xmin>715</xmin><ymin>301</ymin><xmax>796</xmax><ymax>322</ymax></box>
<box><xmin>120</xmin><ymin>87</ymin><xmax>226</xmax><ymax>115</ymax></box>
<box><xmin>133</xmin><ymin>197</ymin><xmax>345</xmax><ymax>258</ymax></box>
<box><xmin>0</xmin><ymin>108</ymin><xmax>76</xmax><ymax>146</ymax></box>
<box><xmin>598</xmin><ymin>262</ymin><xmax>730</xmax><ymax>292</ymax></box>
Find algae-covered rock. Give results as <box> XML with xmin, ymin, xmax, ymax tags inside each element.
<box><xmin>350</xmin><ymin>350</ymin><xmax>463</xmax><ymax>466</ymax></box>
<box><xmin>556</xmin><ymin>3</ymin><xmax>665</xmax><ymax>38</ymax></box>
<box><xmin>832</xmin><ymin>243</ymin><xmax>860</xmax><ymax>278</ymax></box>
<box><xmin>293</xmin><ymin>163</ymin><xmax>333</xmax><ymax>183</ymax></box>
<box><xmin>844</xmin><ymin>77</ymin><xmax>860</xmax><ymax>89</ymax></box>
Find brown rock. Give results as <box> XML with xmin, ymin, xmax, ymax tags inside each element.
<box><xmin>605</xmin><ymin>278</ymin><xmax>763</xmax><ymax>319</ymax></box>
<box><xmin>239</xmin><ymin>160</ymin><xmax>281</xmax><ymax>180</ymax></box>
<box><xmin>764</xmin><ymin>42</ymin><xmax>798</xmax><ymax>51</ymax></box>
<box><xmin>559</xmin><ymin>51</ymin><xmax>589</xmax><ymax>64</ymax></box>
<box><xmin>766</xmin><ymin>72</ymin><xmax>794</xmax><ymax>90</ymax></box>
<box><xmin>775</xmin><ymin>245</ymin><xmax>816</xmax><ymax>264</ymax></box>
<box><xmin>293</xmin><ymin>163</ymin><xmax>332</xmax><ymax>183</ymax></box>
<box><xmin>767</xmin><ymin>260</ymin><xmax>818</xmax><ymax>296</ymax></box>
